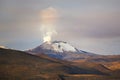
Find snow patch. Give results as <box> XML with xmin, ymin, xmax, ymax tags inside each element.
<box><xmin>39</xmin><ymin>41</ymin><xmax>77</xmax><ymax>53</ymax></box>
<box><xmin>51</xmin><ymin>41</ymin><xmax>77</xmax><ymax>52</ymax></box>
<box><xmin>0</xmin><ymin>46</ymin><xmax>6</xmax><ymax>49</ymax></box>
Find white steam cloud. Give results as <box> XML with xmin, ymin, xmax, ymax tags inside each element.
<box><xmin>40</xmin><ymin>7</ymin><xmax>58</xmax><ymax>42</ymax></box>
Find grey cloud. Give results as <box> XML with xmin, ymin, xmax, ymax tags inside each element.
<box><xmin>0</xmin><ymin>0</ymin><xmax>120</xmax><ymax>54</ymax></box>
<box><xmin>57</xmin><ymin>9</ymin><xmax>120</xmax><ymax>38</ymax></box>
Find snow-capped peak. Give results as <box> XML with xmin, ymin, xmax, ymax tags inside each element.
<box><xmin>0</xmin><ymin>46</ymin><xmax>6</xmax><ymax>49</ymax></box>
<box><xmin>27</xmin><ymin>40</ymin><xmax>96</xmax><ymax>61</ymax></box>
<box><xmin>51</xmin><ymin>41</ymin><xmax>77</xmax><ymax>52</ymax></box>
<box><xmin>40</xmin><ymin>41</ymin><xmax>77</xmax><ymax>53</ymax></box>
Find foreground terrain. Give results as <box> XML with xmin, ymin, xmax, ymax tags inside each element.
<box><xmin>0</xmin><ymin>48</ymin><xmax>120</xmax><ymax>80</ymax></box>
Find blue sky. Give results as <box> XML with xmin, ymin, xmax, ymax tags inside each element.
<box><xmin>0</xmin><ymin>0</ymin><xmax>120</xmax><ymax>55</ymax></box>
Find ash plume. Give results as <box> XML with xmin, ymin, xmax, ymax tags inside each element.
<box><xmin>40</xmin><ymin>7</ymin><xmax>58</xmax><ymax>42</ymax></box>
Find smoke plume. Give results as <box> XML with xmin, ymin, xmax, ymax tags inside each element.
<box><xmin>40</xmin><ymin>7</ymin><xmax>58</xmax><ymax>42</ymax></box>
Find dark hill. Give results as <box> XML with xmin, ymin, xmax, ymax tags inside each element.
<box><xmin>0</xmin><ymin>48</ymin><xmax>120</xmax><ymax>80</ymax></box>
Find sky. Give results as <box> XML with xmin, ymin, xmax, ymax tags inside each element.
<box><xmin>0</xmin><ymin>0</ymin><xmax>120</xmax><ymax>55</ymax></box>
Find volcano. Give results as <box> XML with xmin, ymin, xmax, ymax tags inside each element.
<box><xmin>1</xmin><ymin>42</ymin><xmax>120</xmax><ymax>80</ymax></box>
<box><xmin>27</xmin><ymin>41</ymin><xmax>97</xmax><ymax>61</ymax></box>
